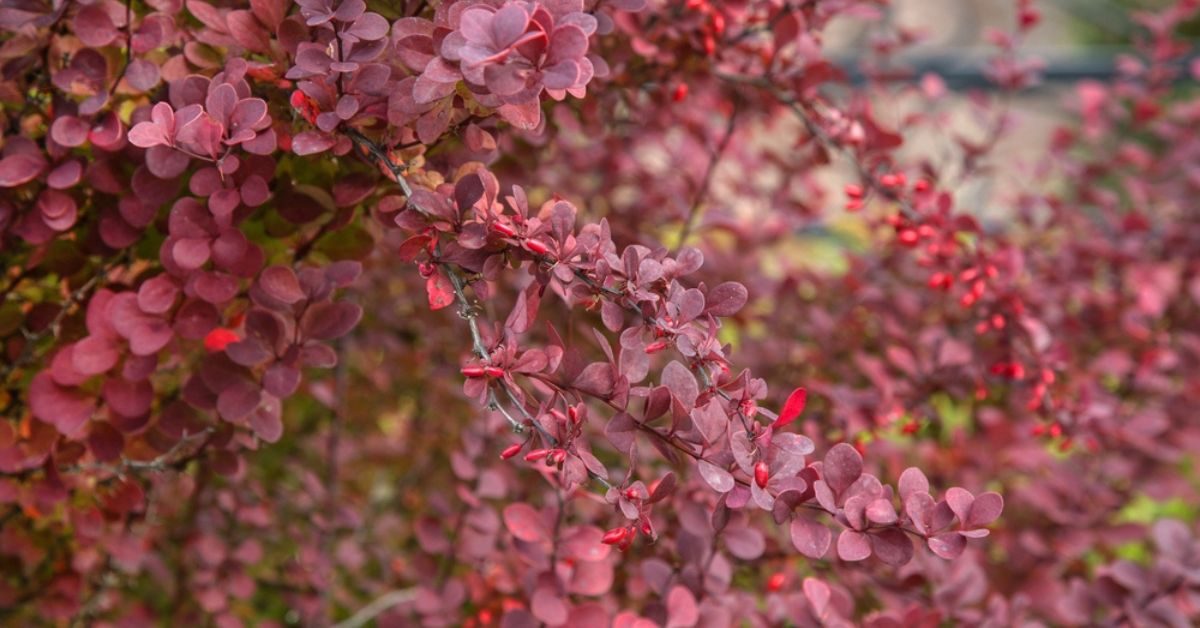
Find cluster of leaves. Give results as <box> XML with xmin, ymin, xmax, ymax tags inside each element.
<box><xmin>0</xmin><ymin>0</ymin><xmax>1197</xmax><ymax>625</ymax></box>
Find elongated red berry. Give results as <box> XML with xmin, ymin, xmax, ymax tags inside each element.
<box><xmin>754</xmin><ymin>460</ymin><xmax>770</xmax><ymax>488</ymax></box>
<box><xmin>499</xmin><ymin>443</ymin><xmax>523</xmax><ymax>460</ymax></box>
<box><xmin>490</xmin><ymin>221</ymin><xmax>516</xmax><ymax>237</ymax></box>
<box><xmin>483</xmin><ymin>366</ymin><xmax>505</xmax><ymax>378</ymax></box>
<box><xmin>523</xmin><ymin>238</ymin><xmax>550</xmax><ymax>255</ymax></box>
<box><xmin>523</xmin><ymin>449</ymin><xmax>550</xmax><ymax>462</ymax></box>
<box><xmin>461</xmin><ymin>365</ymin><xmax>486</xmax><ymax>378</ymax></box>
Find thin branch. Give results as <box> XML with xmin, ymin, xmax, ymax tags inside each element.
<box><xmin>674</xmin><ymin>101</ymin><xmax>740</xmax><ymax>253</ymax></box>
<box><xmin>332</xmin><ymin>589</ymin><xmax>417</xmax><ymax>628</ymax></box>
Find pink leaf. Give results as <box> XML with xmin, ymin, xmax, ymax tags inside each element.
<box><xmin>502</xmin><ymin>503</ymin><xmax>548</xmax><ymax>542</ymax></box>
<box><xmin>697</xmin><ymin>460</ymin><xmax>734</xmax><ymax>493</ymax></box>
<box><xmin>836</xmin><ymin>529</ymin><xmax>871</xmax><ymax>561</ymax></box>
<box><xmin>822</xmin><ymin>443</ymin><xmax>863</xmax><ymax>495</ymax></box>
<box><xmin>790</xmin><ymin>516</ymin><xmax>831</xmax><ymax>559</ymax></box>
<box><xmin>928</xmin><ymin>532</ymin><xmax>967</xmax><ymax>559</ymax></box>
<box><xmin>665</xmin><ymin>586</ymin><xmax>698</xmax><ymax>628</ymax></box>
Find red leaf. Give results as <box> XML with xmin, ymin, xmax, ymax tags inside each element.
<box><xmin>426</xmin><ymin>272</ymin><xmax>454</xmax><ymax>310</ymax></box>
<box><xmin>503</xmin><ymin>503</ymin><xmax>548</xmax><ymax>543</ymax></box>
<box><xmin>773</xmin><ymin>387</ymin><xmax>807</xmax><ymax>430</ymax></box>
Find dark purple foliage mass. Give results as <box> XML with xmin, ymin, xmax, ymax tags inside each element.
<box><xmin>0</xmin><ymin>0</ymin><xmax>1198</xmax><ymax>625</ymax></box>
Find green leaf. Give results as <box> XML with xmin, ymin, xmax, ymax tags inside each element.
<box><xmin>315</xmin><ymin>224</ymin><xmax>374</xmax><ymax>261</ymax></box>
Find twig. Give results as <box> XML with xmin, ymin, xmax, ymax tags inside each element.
<box><xmin>674</xmin><ymin>100</ymin><xmax>740</xmax><ymax>253</ymax></box>
<box><xmin>715</xmin><ymin>72</ymin><xmax>922</xmax><ymax>222</ymax></box>
<box><xmin>332</xmin><ymin>589</ymin><xmax>418</xmax><ymax>628</ymax></box>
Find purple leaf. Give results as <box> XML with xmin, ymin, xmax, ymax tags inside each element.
<box><xmin>870</xmin><ymin>528</ymin><xmax>914</xmax><ymax>566</ymax></box>
<box><xmin>217</xmin><ymin>381</ymin><xmax>261</xmax><ymax>422</ymax></box>
<box><xmin>262</xmin><ymin>363</ymin><xmax>301</xmax><ymax>398</ymax></box>
<box><xmin>704</xmin><ymin>282</ymin><xmax>748</xmax><ymax>316</ymax></box>
<box><xmin>250</xmin><ymin>394</ymin><xmax>283</xmax><ymax>442</ymax></box>
<box><xmin>102</xmin><ymin>377</ymin><xmax>153</xmax><ymax>418</ymax></box>
<box><xmin>72</xmin><ymin>335</ymin><xmax>119</xmax><ymax>375</ymax></box>
<box><xmin>292</xmin><ymin>131</ymin><xmax>336</xmax><ymax>155</ymax></box>
<box><xmin>945</xmin><ymin>487</ymin><xmax>975</xmax><ymax>525</ymax></box>
<box><xmin>665</xmin><ymin>585</ymin><xmax>699</xmax><ymax>628</ymax></box>
<box><xmin>928</xmin><ymin>532</ymin><xmax>966</xmax><ymax>559</ymax></box>
<box><xmin>531</xmin><ymin>588</ymin><xmax>568</xmax><ymax>625</ymax></box>
<box><xmin>300</xmin><ymin>301</ymin><xmax>363</xmax><ymax>340</ymax></box>
<box><xmin>723</xmin><ymin>526</ymin><xmax>765</xmax><ymax>560</ymax></box>
<box><xmin>29</xmin><ymin>373</ymin><xmax>93</xmax><ymax>436</ymax></box>
<box><xmin>898</xmin><ymin>467</ymin><xmax>929</xmax><ymax>502</ymax></box>
<box><xmin>137</xmin><ymin>275</ymin><xmax>179</xmax><ymax>315</ymax></box>
<box><xmin>836</xmin><ymin>529</ymin><xmax>872</xmax><ymax>561</ymax></box>
<box><xmin>822</xmin><ymin>443</ymin><xmax>863</xmax><ymax>495</ymax></box>
<box><xmin>0</xmin><ymin>153</ymin><xmax>45</xmax><ymax>187</ymax></box>
<box><xmin>802</xmin><ymin>578</ymin><xmax>831</xmax><ymax>618</ymax></box>
<box><xmin>967</xmin><ymin>492</ymin><xmax>1003</xmax><ymax>528</ymax></box>
<box><xmin>662</xmin><ymin>360</ymin><xmax>699</xmax><ymax>408</ymax></box>
<box><xmin>866</xmin><ymin>498</ymin><xmax>898</xmax><ymax>525</ymax></box>
<box><xmin>51</xmin><ymin>116</ymin><xmax>90</xmax><ymax>147</ymax></box>
<box><xmin>698</xmin><ymin>460</ymin><xmax>734</xmax><ymax>493</ymax></box>
<box><xmin>258</xmin><ymin>266</ymin><xmax>306</xmax><ymax>304</ymax></box>
<box><xmin>790</xmin><ymin>516</ymin><xmax>832</xmax><ymax>559</ymax></box>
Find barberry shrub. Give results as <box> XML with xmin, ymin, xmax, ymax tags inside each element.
<box><xmin>1</xmin><ymin>0</ymin><xmax>1198</xmax><ymax>625</ymax></box>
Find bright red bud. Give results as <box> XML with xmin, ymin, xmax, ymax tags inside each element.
<box><xmin>523</xmin><ymin>238</ymin><xmax>550</xmax><ymax>255</ymax></box>
<box><xmin>483</xmin><ymin>366</ymin><xmax>505</xmax><ymax>378</ymax></box>
<box><xmin>754</xmin><ymin>460</ymin><xmax>770</xmax><ymax>488</ymax></box>
<box><xmin>500</xmin><ymin>443</ymin><xmax>523</xmax><ymax>460</ymax></box>
<box><xmin>644</xmin><ymin>340</ymin><xmax>668</xmax><ymax>354</ymax></box>
<box><xmin>490</xmin><ymin>221</ymin><xmax>517</xmax><ymax>237</ymax></box>
<box><xmin>461</xmin><ymin>365</ymin><xmax>486</xmax><ymax>378</ymax></box>
<box><xmin>601</xmin><ymin>527</ymin><xmax>628</xmax><ymax>545</ymax></box>
<box><xmin>524</xmin><ymin>449</ymin><xmax>550</xmax><ymax>462</ymax></box>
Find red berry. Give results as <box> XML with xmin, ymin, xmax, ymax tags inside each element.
<box><xmin>766</xmin><ymin>572</ymin><xmax>786</xmax><ymax>592</ymax></box>
<box><xmin>672</xmin><ymin>83</ymin><xmax>688</xmax><ymax>102</ymax></box>
<box><xmin>523</xmin><ymin>449</ymin><xmax>550</xmax><ymax>462</ymax></box>
<box><xmin>490</xmin><ymin>221</ymin><xmax>517</xmax><ymax>237</ymax></box>
<box><xmin>754</xmin><ymin>460</ymin><xmax>770</xmax><ymax>488</ymax></box>
<box><xmin>204</xmin><ymin>328</ymin><xmax>240</xmax><ymax>353</ymax></box>
<box><xmin>523</xmin><ymin>238</ymin><xmax>550</xmax><ymax>255</ymax></box>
